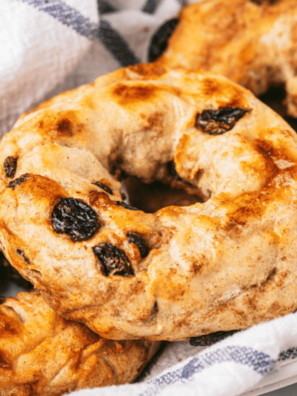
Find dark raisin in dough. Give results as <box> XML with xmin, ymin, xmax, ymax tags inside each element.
<box><xmin>190</xmin><ymin>330</ymin><xmax>239</xmax><ymax>346</ymax></box>
<box><xmin>167</xmin><ymin>161</ymin><xmax>191</xmax><ymax>185</ymax></box>
<box><xmin>128</xmin><ymin>234</ymin><xmax>148</xmax><ymax>258</ymax></box>
<box><xmin>4</xmin><ymin>156</ymin><xmax>18</xmax><ymax>178</ymax></box>
<box><xmin>93</xmin><ymin>243</ymin><xmax>133</xmax><ymax>277</ymax></box>
<box><xmin>92</xmin><ymin>181</ymin><xmax>113</xmax><ymax>195</ymax></box>
<box><xmin>116</xmin><ymin>201</ymin><xmax>138</xmax><ymax>211</ymax></box>
<box><xmin>8</xmin><ymin>173</ymin><xmax>30</xmax><ymax>189</ymax></box>
<box><xmin>195</xmin><ymin>108</ymin><xmax>248</xmax><ymax>135</ymax></box>
<box><xmin>51</xmin><ymin>198</ymin><xmax>99</xmax><ymax>242</ymax></box>
<box><xmin>148</xmin><ymin>18</ymin><xmax>179</xmax><ymax>62</ymax></box>
<box><xmin>16</xmin><ymin>249</ymin><xmax>30</xmax><ymax>265</ymax></box>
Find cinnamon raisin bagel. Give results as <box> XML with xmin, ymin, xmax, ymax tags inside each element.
<box><xmin>0</xmin><ymin>291</ymin><xmax>159</xmax><ymax>396</ymax></box>
<box><xmin>157</xmin><ymin>0</ymin><xmax>297</xmax><ymax>117</ymax></box>
<box><xmin>1</xmin><ymin>64</ymin><xmax>297</xmax><ymax>341</ymax></box>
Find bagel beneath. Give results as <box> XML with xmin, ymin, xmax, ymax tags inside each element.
<box><xmin>1</xmin><ymin>64</ymin><xmax>297</xmax><ymax>341</ymax></box>
<box><xmin>0</xmin><ymin>291</ymin><xmax>159</xmax><ymax>396</ymax></box>
<box><xmin>157</xmin><ymin>0</ymin><xmax>297</xmax><ymax>117</ymax></box>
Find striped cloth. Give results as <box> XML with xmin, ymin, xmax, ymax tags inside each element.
<box><xmin>69</xmin><ymin>312</ymin><xmax>297</xmax><ymax>396</ymax></box>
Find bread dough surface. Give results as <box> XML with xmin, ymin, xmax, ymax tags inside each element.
<box><xmin>1</xmin><ymin>64</ymin><xmax>297</xmax><ymax>341</ymax></box>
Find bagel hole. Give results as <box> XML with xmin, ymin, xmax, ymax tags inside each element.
<box><xmin>259</xmin><ymin>85</ymin><xmax>297</xmax><ymax>132</ymax></box>
<box><xmin>124</xmin><ymin>177</ymin><xmax>203</xmax><ymax>213</ymax></box>
<box><xmin>0</xmin><ymin>252</ymin><xmax>33</xmax><ymax>292</ymax></box>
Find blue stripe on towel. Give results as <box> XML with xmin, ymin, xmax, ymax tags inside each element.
<box><xmin>95</xmin><ymin>20</ymin><xmax>140</xmax><ymax>66</ymax></box>
<box><xmin>19</xmin><ymin>0</ymin><xmax>97</xmax><ymax>38</ymax></box>
<box><xmin>18</xmin><ymin>0</ymin><xmax>140</xmax><ymax>66</ymax></box>
<box><xmin>138</xmin><ymin>346</ymin><xmax>275</xmax><ymax>396</ymax></box>
<box><xmin>142</xmin><ymin>0</ymin><xmax>160</xmax><ymax>14</ymax></box>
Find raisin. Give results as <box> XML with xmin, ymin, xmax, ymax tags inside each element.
<box><xmin>92</xmin><ymin>181</ymin><xmax>113</xmax><ymax>195</ymax></box>
<box><xmin>195</xmin><ymin>108</ymin><xmax>248</xmax><ymax>135</ymax></box>
<box><xmin>51</xmin><ymin>198</ymin><xmax>99</xmax><ymax>242</ymax></box>
<box><xmin>93</xmin><ymin>243</ymin><xmax>133</xmax><ymax>277</ymax></box>
<box><xmin>190</xmin><ymin>330</ymin><xmax>239</xmax><ymax>346</ymax></box>
<box><xmin>0</xmin><ymin>297</ymin><xmax>6</xmax><ymax>305</ymax></box>
<box><xmin>16</xmin><ymin>249</ymin><xmax>30</xmax><ymax>265</ymax></box>
<box><xmin>4</xmin><ymin>156</ymin><xmax>18</xmax><ymax>178</ymax></box>
<box><xmin>8</xmin><ymin>173</ymin><xmax>30</xmax><ymax>189</ymax></box>
<box><xmin>116</xmin><ymin>201</ymin><xmax>138</xmax><ymax>211</ymax></box>
<box><xmin>167</xmin><ymin>161</ymin><xmax>191</xmax><ymax>185</ymax></box>
<box><xmin>148</xmin><ymin>18</ymin><xmax>179</xmax><ymax>62</ymax></box>
<box><xmin>128</xmin><ymin>234</ymin><xmax>148</xmax><ymax>258</ymax></box>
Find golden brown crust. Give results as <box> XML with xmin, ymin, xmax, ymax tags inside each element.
<box><xmin>158</xmin><ymin>0</ymin><xmax>297</xmax><ymax>117</ymax></box>
<box><xmin>0</xmin><ymin>291</ymin><xmax>159</xmax><ymax>396</ymax></box>
<box><xmin>1</xmin><ymin>64</ymin><xmax>297</xmax><ymax>341</ymax></box>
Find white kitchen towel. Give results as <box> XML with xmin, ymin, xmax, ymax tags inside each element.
<box><xmin>69</xmin><ymin>312</ymin><xmax>297</xmax><ymax>396</ymax></box>
<box><xmin>2</xmin><ymin>1</ymin><xmax>297</xmax><ymax>396</ymax></box>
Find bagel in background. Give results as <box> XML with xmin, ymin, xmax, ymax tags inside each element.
<box><xmin>157</xmin><ymin>0</ymin><xmax>297</xmax><ymax>117</ymax></box>
<box><xmin>0</xmin><ymin>291</ymin><xmax>159</xmax><ymax>396</ymax></box>
<box><xmin>1</xmin><ymin>64</ymin><xmax>297</xmax><ymax>341</ymax></box>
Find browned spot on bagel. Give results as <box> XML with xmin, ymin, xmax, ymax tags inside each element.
<box><xmin>142</xmin><ymin>112</ymin><xmax>164</xmax><ymax>132</ymax></box>
<box><xmin>9</xmin><ymin>174</ymin><xmax>67</xmax><ymax>205</ymax></box>
<box><xmin>190</xmin><ymin>255</ymin><xmax>208</xmax><ymax>274</ymax></box>
<box><xmin>112</xmin><ymin>83</ymin><xmax>181</xmax><ymax>106</ymax></box>
<box><xmin>56</xmin><ymin>118</ymin><xmax>73</xmax><ymax>136</ymax></box>
<box><xmin>0</xmin><ymin>349</ymin><xmax>11</xmax><ymax>369</ymax></box>
<box><xmin>34</xmin><ymin>111</ymin><xmax>84</xmax><ymax>140</ymax></box>
<box><xmin>239</xmin><ymin>139</ymin><xmax>279</xmax><ymax>184</ymax></box>
<box><xmin>221</xmin><ymin>190</ymin><xmax>272</xmax><ymax>226</ymax></box>
<box><xmin>127</xmin><ymin>63</ymin><xmax>166</xmax><ymax>78</ymax></box>
<box><xmin>0</xmin><ymin>311</ymin><xmax>22</xmax><ymax>338</ymax></box>
<box><xmin>254</xmin><ymin>137</ymin><xmax>297</xmax><ymax>166</ymax></box>
<box><xmin>199</xmin><ymin>77</ymin><xmax>248</xmax><ymax>108</ymax></box>
<box><xmin>113</xmin><ymin>84</ymin><xmax>158</xmax><ymax>104</ymax></box>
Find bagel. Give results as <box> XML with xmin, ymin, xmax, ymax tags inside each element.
<box><xmin>124</xmin><ymin>177</ymin><xmax>201</xmax><ymax>213</ymax></box>
<box><xmin>157</xmin><ymin>0</ymin><xmax>297</xmax><ymax>117</ymax></box>
<box><xmin>1</xmin><ymin>64</ymin><xmax>297</xmax><ymax>341</ymax></box>
<box><xmin>0</xmin><ymin>291</ymin><xmax>159</xmax><ymax>396</ymax></box>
